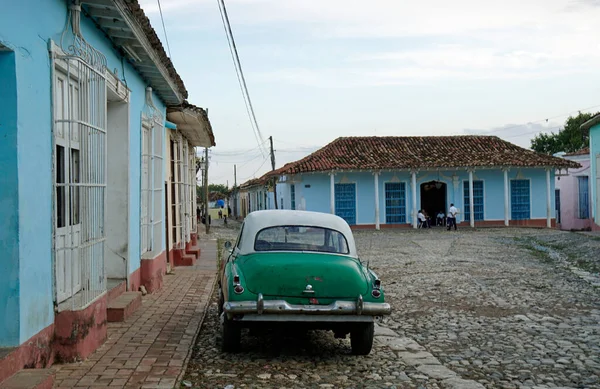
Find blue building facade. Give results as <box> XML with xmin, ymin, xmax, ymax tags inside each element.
<box><xmin>0</xmin><ymin>0</ymin><xmax>214</xmax><ymax>375</ymax></box>
<box><xmin>268</xmin><ymin>136</ymin><xmax>579</xmax><ymax>229</ymax></box>
<box><xmin>581</xmin><ymin>116</ymin><xmax>600</xmax><ymax>230</ymax></box>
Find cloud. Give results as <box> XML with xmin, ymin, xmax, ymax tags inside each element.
<box><xmin>141</xmin><ymin>0</ymin><xmax>600</xmax><ymax>86</ymax></box>
<box><xmin>141</xmin><ymin>0</ymin><xmax>600</xmax><ymax>38</ymax></box>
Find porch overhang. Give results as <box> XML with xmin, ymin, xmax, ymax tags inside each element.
<box><xmin>581</xmin><ymin>113</ymin><xmax>600</xmax><ymax>134</ymax></box>
<box><xmin>80</xmin><ymin>0</ymin><xmax>186</xmax><ymax>105</ymax></box>
<box><xmin>167</xmin><ymin>105</ymin><xmax>216</xmax><ymax>147</ymax></box>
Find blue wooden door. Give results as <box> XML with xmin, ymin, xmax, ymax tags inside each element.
<box><xmin>511</xmin><ymin>180</ymin><xmax>530</xmax><ymax>220</ymax></box>
<box><xmin>335</xmin><ymin>183</ymin><xmax>356</xmax><ymax>225</ymax></box>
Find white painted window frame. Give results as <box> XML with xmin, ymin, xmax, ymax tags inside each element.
<box><xmin>141</xmin><ymin>114</ymin><xmax>164</xmax><ymax>255</ymax></box>
<box><xmin>51</xmin><ymin>43</ymin><xmax>107</xmax><ymax>310</ymax></box>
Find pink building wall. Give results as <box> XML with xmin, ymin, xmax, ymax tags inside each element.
<box><xmin>555</xmin><ymin>154</ymin><xmax>593</xmax><ymax>230</ymax></box>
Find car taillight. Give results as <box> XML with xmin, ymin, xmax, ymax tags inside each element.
<box><xmin>233</xmin><ymin>275</ymin><xmax>240</xmax><ymax>284</ymax></box>
<box><xmin>373</xmin><ymin>279</ymin><xmax>381</xmax><ymax>289</ymax></box>
<box><xmin>234</xmin><ymin>284</ymin><xmax>244</xmax><ymax>294</ymax></box>
<box><xmin>372</xmin><ymin>289</ymin><xmax>381</xmax><ymax>298</ymax></box>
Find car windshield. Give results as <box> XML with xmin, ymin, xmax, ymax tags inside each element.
<box><xmin>254</xmin><ymin>226</ymin><xmax>350</xmax><ymax>254</ymax></box>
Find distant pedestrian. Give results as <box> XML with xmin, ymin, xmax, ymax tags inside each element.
<box><xmin>436</xmin><ymin>211</ymin><xmax>445</xmax><ymax>226</ymax></box>
<box><xmin>218</xmin><ymin>209</ymin><xmax>223</xmax><ymax>219</ymax></box>
<box><xmin>447</xmin><ymin>203</ymin><xmax>458</xmax><ymax>231</ymax></box>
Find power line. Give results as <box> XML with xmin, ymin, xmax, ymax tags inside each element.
<box><xmin>239</xmin><ymin>156</ymin><xmax>270</xmax><ymax>182</ymax></box>
<box><xmin>483</xmin><ymin>104</ymin><xmax>600</xmax><ymax>135</ymax></box>
<box><xmin>502</xmin><ymin>126</ymin><xmax>561</xmax><ymax>139</ymax></box>
<box><xmin>216</xmin><ymin>1</ymin><xmax>261</xmax><ymax>154</ymax></box>
<box><xmin>156</xmin><ymin>0</ymin><xmax>172</xmax><ymax>59</ymax></box>
<box><xmin>217</xmin><ymin>0</ymin><xmax>266</xmax><ymax>153</ymax></box>
<box><xmin>208</xmin><ymin>138</ymin><xmax>270</xmax><ymax>157</ymax></box>
<box><xmin>210</xmin><ymin>153</ymin><xmax>265</xmax><ymax>164</ymax></box>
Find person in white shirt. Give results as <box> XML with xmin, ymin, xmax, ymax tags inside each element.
<box><xmin>447</xmin><ymin>204</ymin><xmax>458</xmax><ymax>231</ymax></box>
<box><xmin>436</xmin><ymin>211</ymin><xmax>445</xmax><ymax>226</ymax></box>
<box><xmin>417</xmin><ymin>210</ymin><xmax>430</xmax><ymax>228</ymax></box>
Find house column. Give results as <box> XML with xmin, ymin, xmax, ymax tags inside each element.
<box><xmin>468</xmin><ymin>169</ymin><xmax>475</xmax><ymax>228</ymax></box>
<box><xmin>411</xmin><ymin>170</ymin><xmax>417</xmax><ymax>229</ymax></box>
<box><xmin>546</xmin><ymin>168</ymin><xmax>552</xmax><ymax>228</ymax></box>
<box><xmin>374</xmin><ymin>172</ymin><xmax>380</xmax><ymax>230</ymax></box>
<box><xmin>330</xmin><ymin>172</ymin><xmax>335</xmax><ymax>214</ymax></box>
<box><xmin>503</xmin><ymin>168</ymin><xmax>509</xmax><ymax>226</ymax></box>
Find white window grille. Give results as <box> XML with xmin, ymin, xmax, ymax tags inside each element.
<box><xmin>189</xmin><ymin>144</ymin><xmax>197</xmax><ymax>232</ymax></box>
<box><xmin>182</xmin><ymin>140</ymin><xmax>190</xmax><ymax>243</ymax></box>
<box><xmin>141</xmin><ymin>115</ymin><xmax>163</xmax><ymax>254</ymax></box>
<box><xmin>171</xmin><ymin>137</ymin><xmax>184</xmax><ymax>246</ymax></box>
<box><xmin>53</xmin><ymin>54</ymin><xmax>107</xmax><ymax>310</ymax></box>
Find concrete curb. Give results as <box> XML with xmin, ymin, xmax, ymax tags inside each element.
<box><xmin>175</xmin><ymin>254</ymin><xmax>219</xmax><ymax>388</ymax></box>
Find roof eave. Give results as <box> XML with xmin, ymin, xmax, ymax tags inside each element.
<box><xmin>82</xmin><ymin>0</ymin><xmax>185</xmax><ymax>105</ymax></box>
<box><xmin>280</xmin><ymin>163</ymin><xmax>581</xmax><ymax>175</ymax></box>
<box><xmin>167</xmin><ymin>106</ymin><xmax>216</xmax><ymax>148</ymax></box>
<box><xmin>580</xmin><ymin>114</ymin><xmax>600</xmax><ymax>133</ymax></box>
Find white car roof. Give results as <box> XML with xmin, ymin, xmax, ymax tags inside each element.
<box><xmin>236</xmin><ymin>210</ymin><xmax>357</xmax><ymax>257</ymax></box>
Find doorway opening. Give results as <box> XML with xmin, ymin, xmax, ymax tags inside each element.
<box><xmin>105</xmin><ymin>87</ymin><xmax>129</xmax><ymax>291</ymax></box>
<box><xmin>420</xmin><ymin>181</ymin><xmax>447</xmax><ymax>222</ymax></box>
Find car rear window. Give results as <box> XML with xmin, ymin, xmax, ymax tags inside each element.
<box><xmin>254</xmin><ymin>226</ymin><xmax>349</xmax><ymax>254</ymax></box>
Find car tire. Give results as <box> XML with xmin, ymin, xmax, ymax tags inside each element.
<box><xmin>350</xmin><ymin>322</ymin><xmax>374</xmax><ymax>355</ymax></box>
<box><xmin>221</xmin><ymin>316</ymin><xmax>241</xmax><ymax>352</ymax></box>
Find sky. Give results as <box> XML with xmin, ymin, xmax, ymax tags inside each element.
<box><xmin>139</xmin><ymin>0</ymin><xmax>600</xmax><ymax>186</ymax></box>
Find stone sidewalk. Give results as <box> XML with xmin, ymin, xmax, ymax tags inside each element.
<box><xmin>53</xmin><ymin>239</ymin><xmax>218</xmax><ymax>389</ymax></box>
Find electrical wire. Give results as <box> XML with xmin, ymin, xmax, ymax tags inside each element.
<box><xmin>217</xmin><ymin>0</ymin><xmax>266</xmax><ymax>154</ymax></box>
<box><xmin>210</xmin><ymin>153</ymin><xmax>265</xmax><ymax>164</ymax></box>
<box><xmin>502</xmin><ymin>126</ymin><xmax>561</xmax><ymax>139</ymax></box>
<box><xmin>209</xmin><ymin>139</ymin><xmax>270</xmax><ymax>156</ymax></box>
<box><xmin>481</xmin><ymin>104</ymin><xmax>600</xmax><ymax>135</ymax></box>
<box><xmin>238</xmin><ymin>156</ymin><xmax>270</xmax><ymax>182</ymax></box>
<box><xmin>156</xmin><ymin>0</ymin><xmax>172</xmax><ymax>59</ymax></box>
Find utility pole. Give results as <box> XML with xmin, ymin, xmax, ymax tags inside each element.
<box><xmin>204</xmin><ymin>147</ymin><xmax>209</xmax><ymax>234</ymax></box>
<box><xmin>269</xmin><ymin>136</ymin><xmax>278</xmax><ymax>209</ymax></box>
<box><xmin>234</xmin><ymin>164</ymin><xmax>237</xmax><ymax>218</ymax></box>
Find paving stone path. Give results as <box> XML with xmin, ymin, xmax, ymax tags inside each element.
<box><xmin>53</xmin><ymin>239</ymin><xmax>217</xmax><ymax>389</ymax></box>
<box><xmin>185</xmin><ymin>225</ymin><xmax>600</xmax><ymax>389</ymax></box>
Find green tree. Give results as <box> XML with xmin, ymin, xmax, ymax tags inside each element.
<box><xmin>531</xmin><ymin>112</ymin><xmax>595</xmax><ymax>155</ymax></box>
<box><xmin>197</xmin><ymin>184</ymin><xmax>230</xmax><ymax>199</ymax></box>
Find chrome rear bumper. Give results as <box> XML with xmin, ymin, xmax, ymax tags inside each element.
<box><xmin>223</xmin><ymin>293</ymin><xmax>391</xmax><ymax>317</ymax></box>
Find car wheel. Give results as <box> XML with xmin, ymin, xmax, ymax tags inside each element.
<box><xmin>350</xmin><ymin>322</ymin><xmax>374</xmax><ymax>355</ymax></box>
<box><xmin>221</xmin><ymin>316</ymin><xmax>241</xmax><ymax>352</ymax></box>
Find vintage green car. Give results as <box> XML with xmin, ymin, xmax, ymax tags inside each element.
<box><xmin>218</xmin><ymin>210</ymin><xmax>391</xmax><ymax>355</ymax></box>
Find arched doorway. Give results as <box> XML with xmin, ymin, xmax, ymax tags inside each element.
<box><xmin>420</xmin><ymin>181</ymin><xmax>447</xmax><ymax>222</ymax></box>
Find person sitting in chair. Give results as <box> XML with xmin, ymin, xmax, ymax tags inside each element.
<box><xmin>436</xmin><ymin>210</ymin><xmax>445</xmax><ymax>226</ymax></box>
<box><xmin>417</xmin><ymin>210</ymin><xmax>430</xmax><ymax>228</ymax></box>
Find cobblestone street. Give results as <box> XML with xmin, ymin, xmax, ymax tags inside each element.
<box><xmin>185</xmin><ymin>224</ymin><xmax>600</xmax><ymax>389</ymax></box>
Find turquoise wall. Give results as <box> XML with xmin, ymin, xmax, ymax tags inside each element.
<box><xmin>0</xmin><ymin>50</ymin><xmax>20</xmax><ymax>345</ymax></box>
<box><xmin>287</xmin><ymin>168</ymin><xmax>555</xmax><ymax>227</ymax></box>
<box><xmin>0</xmin><ymin>0</ymin><xmax>168</xmax><ymax>345</ymax></box>
<box><xmin>590</xmin><ymin>124</ymin><xmax>600</xmax><ymax>221</ymax></box>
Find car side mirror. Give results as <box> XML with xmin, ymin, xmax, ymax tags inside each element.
<box><xmin>224</xmin><ymin>241</ymin><xmax>232</xmax><ymax>250</ymax></box>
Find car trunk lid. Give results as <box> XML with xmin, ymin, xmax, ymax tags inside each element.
<box><xmin>238</xmin><ymin>252</ymin><xmax>369</xmax><ymax>299</ymax></box>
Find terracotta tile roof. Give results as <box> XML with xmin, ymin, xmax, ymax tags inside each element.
<box><xmin>240</xmin><ymin>177</ymin><xmax>267</xmax><ymax>189</ymax></box>
<box><xmin>123</xmin><ymin>0</ymin><xmax>188</xmax><ymax>100</ymax></box>
<box><xmin>240</xmin><ymin>169</ymin><xmax>279</xmax><ymax>188</ymax></box>
<box><xmin>564</xmin><ymin>147</ymin><xmax>590</xmax><ymax>157</ymax></box>
<box><xmin>274</xmin><ymin>136</ymin><xmax>580</xmax><ymax>175</ymax></box>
